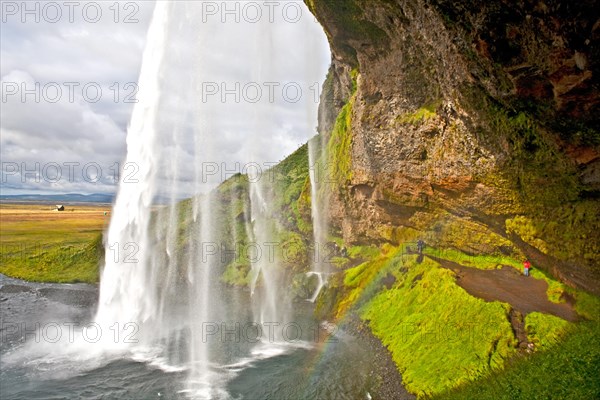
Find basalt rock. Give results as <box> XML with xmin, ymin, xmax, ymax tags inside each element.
<box><xmin>306</xmin><ymin>0</ymin><xmax>599</xmax><ymax>294</ymax></box>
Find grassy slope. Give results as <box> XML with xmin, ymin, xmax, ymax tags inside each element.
<box><xmin>217</xmin><ymin>143</ymin><xmax>313</xmax><ymax>286</ymax></box>
<box><xmin>333</xmin><ymin>243</ymin><xmax>600</xmax><ymax>398</ymax></box>
<box><xmin>349</xmin><ymin>247</ymin><xmax>516</xmax><ymax>397</ymax></box>
<box><xmin>435</xmin><ymin>285</ymin><xmax>600</xmax><ymax>399</ymax></box>
<box><xmin>436</xmin><ymin>320</ymin><xmax>600</xmax><ymax>400</ymax></box>
<box><xmin>0</xmin><ymin>204</ymin><xmax>108</xmax><ymax>283</ymax></box>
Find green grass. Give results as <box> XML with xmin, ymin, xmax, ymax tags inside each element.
<box><xmin>199</xmin><ymin>143</ymin><xmax>314</xmax><ymax>286</ymax></box>
<box><xmin>525</xmin><ymin>312</ymin><xmax>573</xmax><ymax>350</ymax></box>
<box><xmin>422</xmin><ymin>246</ymin><xmax>521</xmax><ymax>270</ymax></box>
<box><xmin>0</xmin><ymin>234</ymin><xmax>103</xmax><ymax>284</ymax></box>
<box><xmin>331</xmin><ymin>243</ymin><xmax>598</xmax><ymax>398</ymax></box>
<box><xmin>336</xmin><ymin>245</ymin><xmax>397</xmax><ymax>318</ymax></box>
<box><xmin>1</xmin><ymin>233</ymin><xmax>103</xmax><ymax>284</ymax></box>
<box><xmin>359</xmin><ymin>253</ymin><xmax>517</xmax><ymax>397</ymax></box>
<box><xmin>0</xmin><ymin>205</ymin><xmax>108</xmax><ymax>283</ymax></box>
<box><xmin>436</xmin><ymin>321</ymin><xmax>600</xmax><ymax>400</ymax></box>
<box><xmin>347</xmin><ymin>244</ymin><xmax>381</xmax><ymax>260</ymax></box>
<box><xmin>569</xmin><ymin>287</ymin><xmax>600</xmax><ymax>321</ymax></box>
<box><xmin>337</xmin><ymin>258</ymin><xmax>386</xmax><ymax>318</ymax></box>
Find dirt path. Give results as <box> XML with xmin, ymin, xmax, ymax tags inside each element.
<box><xmin>426</xmin><ymin>255</ymin><xmax>578</xmax><ymax>322</ymax></box>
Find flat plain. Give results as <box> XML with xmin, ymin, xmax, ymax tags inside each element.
<box><xmin>0</xmin><ymin>202</ymin><xmax>110</xmax><ymax>283</ymax></box>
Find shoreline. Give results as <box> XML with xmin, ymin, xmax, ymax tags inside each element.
<box><xmin>343</xmin><ymin>313</ymin><xmax>415</xmax><ymax>400</ymax></box>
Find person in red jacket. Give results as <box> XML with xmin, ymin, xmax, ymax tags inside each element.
<box><xmin>523</xmin><ymin>260</ymin><xmax>531</xmax><ymax>277</ymax></box>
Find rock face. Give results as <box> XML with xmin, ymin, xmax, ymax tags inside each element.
<box><xmin>306</xmin><ymin>0</ymin><xmax>599</xmax><ymax>294</ymax></box>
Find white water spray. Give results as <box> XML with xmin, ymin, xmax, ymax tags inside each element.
<box><xmin>93</xmin><ymin>2</ymin><xmax>221</xmax><ymax>394</ymax></box>
<box><xmin>84</xmin><ymin>0</ymin><xmax>329</xmax><ymax>397</ymax></box>
<box><xmin>94</xmin><ymin>0</ymin><xmax>171</xmax><ymax>343</ymax></box>
<box><xmin>245</xmin><ymin>19</ymin><xmax>290</xmax><ymax>339</ymax></box>
<box><xmin>307</xmin><ymin>133</ymin><xmax>331</xmax><ymax>302</ymax></box>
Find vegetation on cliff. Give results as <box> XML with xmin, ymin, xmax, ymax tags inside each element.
<box><xmin>437</xmin><ymin>320</ymin><xmax>600</xmax><ymax>400</ymax></box>
<box><xmin>175</xmin><ymin>143</ymin><xmax>316</xmax><ymax>289</ymax></box>
<box><xmin>307</xmin><ymin>57</ymin><xmax>599</xmax><ymax>396</ymax></box>
<box><xmin>322</xmin><ymin>238</ymin><xmax>598</xmax><ymax>398</ymax></box>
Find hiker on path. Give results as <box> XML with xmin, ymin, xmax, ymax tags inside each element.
<box><xmin>417</xmin><ymin>239</ymin><xmax>425</xmax><ymax>254</ymax></box>
<box><xmin>523</xmin><ymin>260</ymin><xmax>531</xmax><ymax>277</ymax></box>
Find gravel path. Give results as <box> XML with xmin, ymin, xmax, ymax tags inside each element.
<box><xmin>427</xmin><ymin>255</ymin><xmax>578</xmax><ymax>322</ymax></box>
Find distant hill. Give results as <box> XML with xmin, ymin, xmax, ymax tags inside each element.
<box><xmin>0</xmin><ymin>193</ymin><xmax>115</xmax><ymax>204</ymax></box>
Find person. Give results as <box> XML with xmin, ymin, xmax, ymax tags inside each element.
<box><xmin>417</xmin><ymin>239</ymin><xmax>425</xmax><ymax>254</ymax></box>
<box><xmin>523</xmin><ymin>260</ymin><xmax>531</xmax><ymax>277</ymax></box>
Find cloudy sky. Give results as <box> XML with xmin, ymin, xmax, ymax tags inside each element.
<box><xmin>0</xmin><ymin>0</ymin><xmax>331</xmax><ymax>197</ymax></box>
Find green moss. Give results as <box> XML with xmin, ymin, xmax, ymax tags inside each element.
<box><xmin>457</xmin><ymin>83</ymin><xmax>599</xmax><ymax>274</ymax></box>
<box><xmin>422</xmin><ymin>246</ymin><xmax>521</xmax><ymax>271</ymax></box>
<box><xmin>506</xmin><ymin>202</ymin><xmax>599</xmax><ymax>270</ymax></box>
<box><xmin>505</xmin><ymin>215</ymin><xmax>548</xmax><ymax>253</ymax></box>
<box><xmin>411</xmin><ymin>211</ymin><xmax>516</xmax><ymax>257</ymax></box>
<box><xmin>465</xmin><ymin>93</ymin><xmax>598</xmax><ymax>272</ymax></box>
<box><xmin>221</xmin><ymin>261</ymin><xmax>252</xmax><ymax>286</ymax></box>
<box><xmin>338</xmin><ymin>258</ymin><xmax>386</xmax><ymax>318</ymax></box>
<box><xmin>305</xmin><ymin>0</ymin><xmax>389</xmax><ymax>65</ymax></box>
<box><xmin>396</xmin><ymin>103</ymin><xmax>438</xmax><ymax>125</ymax></box>
<box><xmin>294</xmin><ymin>177</ymin><xmax>313</xmax><ymax>235</ymax></box>
<box><xmin>347</xmin><ymin>244</ymin><xmax>380</xmax><ymax>260</ymax></box>
<box><xmin>277</xmin><ymin>230</ymin><xmax>307</xmax><ymax>268</ymax></box>
<box><xmin>568</xmin><ymin>287</ymin><xmax>600</xmax><ymax>321</ymax></box>
<box><xmin>436</xmin><ymin>321</ymin><xmax>600</xmax><ymax>400</ymax></box>
<box><xmin>330</xmin><ymin>245</ymin><xmax>529</xmax><ymax>397</ymax></box>
<box><xmin>327</xmin><ymin>98</ymin><xmax>354</xmax><ymax>186</ymax></box>
<box><xmin>316</xmin><ymin>243</ymin><xmax>380</xmax><ymax>271</ymax></box>
<box><xmin>337</xmin><ymin>242</ymin><xmax>597</xmax><ymax>397</ymax></box>
<box><xmin>173</xmin><ymin>142</ymin><xmax>314</xmax><ymax>287</ymax></box>
<box><xmin>360</xmin><ymin>255</ymin><xmax>517</xmax><ymax>397</ymax></box>
<box><xmin>343</xmin><ymin>261</ymin><xmax>370</xmax><ymax>287</ymax></box>
<box><xmin>350</xmin><ymin>67</ymin><xmax>359</xmax><ymax>93</ymax></box>
<box><xmin>525</xmin><ymin>312</ymin><xmax>573</xmax><ymax>350</ymax></box>
<box><xmin>422</xmin><ymin>246</ymin><xmax>569</xmax><ymax>304</ymax></box>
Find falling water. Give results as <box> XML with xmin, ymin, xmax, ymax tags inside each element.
<box><xmin>245</xmin><ymin>18</ymin><xmax>289</xmax><ymax>342</ymax></box>
<box><xmin>94</xmin><ymin>0</ymin><xmax>171</xmax><ymax>347</ymax></box>
<box><xmin>88</xmin><ymin>0</ymin><xmax>329</xmax><ymax>397</ymax></box>
<box><xmin>307</xmin><ymin>133</ymin><xmax>330</xmax><ymax>302</ymax></box>
<box><xmin>248</xmin><ymin>179</ymin><xmax>287</xmax><ymax>331</ymax></box>
<box><xmin>93</xmin><ymin>1</ymin><xmax>221</xmax><ymax>394</ymax></box>
<box><xmin>306</xmin><ymin>271</ymin><xmax>326</xmax><ymax>303</ymax></box>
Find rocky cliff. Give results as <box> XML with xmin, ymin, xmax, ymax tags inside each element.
<box><xmin>306</xmin><ymin>0</ymin><xmax>600</xmax><ymax>294</ymax></box>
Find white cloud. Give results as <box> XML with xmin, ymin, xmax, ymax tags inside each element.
<box><xmin>1</xmin><ymin>0</ymin><xmax>331</xmax><ymax>197</ymax></box>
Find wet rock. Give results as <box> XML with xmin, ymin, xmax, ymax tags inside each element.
<box><xmin>342</xmin><ymin>314</ymin><xmax>415</xmax><ymax>399</ymax></box>
<box><xmin>380</xmin><ymin>273</ymin><xmax>396</xmax><ymax>289</ymax></box>
<box><xmin>37</xmin><ymin>288</ymin><xmax>98</xmax><ymax>308</ymax></box>
<box><xmin>0</xmin><ymin>284</ymin><xmax>35</xmax><ymax>294</ymax></box>
<box><xmin>308</xmin><ymin>0</ymin><xmax>600</xmax><ymax>294</ymax></box>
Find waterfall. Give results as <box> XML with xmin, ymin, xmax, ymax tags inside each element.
<box><xmin>248</xmin><ymin>179</ymin><xmax>287</xmax><ymax>332</ymax></box>
<box><xmin>245</xmin><ymin>19</ymin><xmax>289</xmax><ymax>342</ymax></box>
<box><xmin>94</xmin><ymin>0</ymin><xmax>171</xmax><ymax>345</ymax></box>
<box><xmin>306</xmin><ymin>271</ymin><xmax>326</xmax><ymax>303</ymax></box>
<box><xmin>304</xmin><ymin>11</ymin><xmax>331</xmax><ymax>303</ymax></box>
<box><xmin>307</xmin><ymin>133</ymin><xmax>330</xmax><ymax>302</ymax></box>
<box><xmin>88</xmin><ymin>0</ymin><xmax>330</xmax><ymax>397</ymax></box>
<box><xmin>93</xmin><ymin>2</ymin><xmax>222</xmax><ymax>395</ymax></box>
